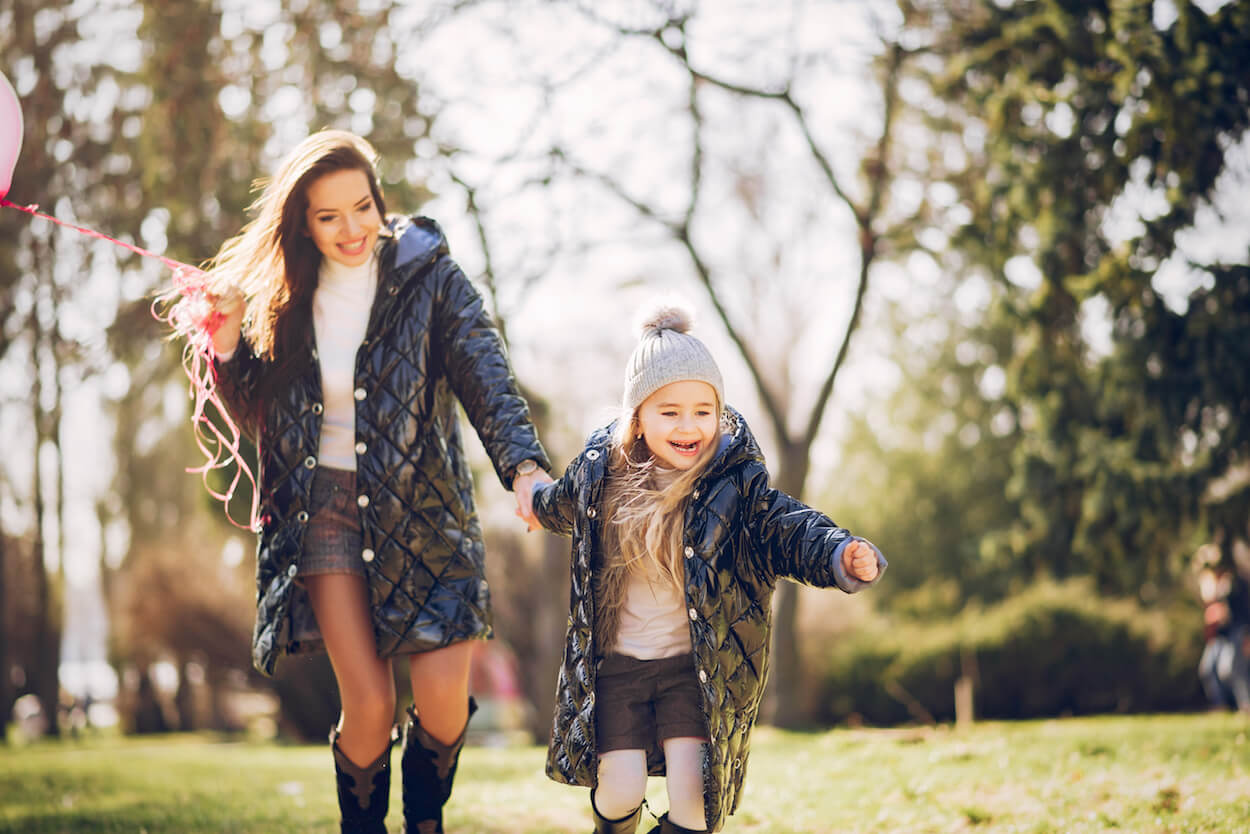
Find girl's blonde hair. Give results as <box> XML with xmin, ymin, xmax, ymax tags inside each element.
<box><xmin>600</xmin><ymin>399</ymin><xmax>724</xmax><ymax>591</ymax></box>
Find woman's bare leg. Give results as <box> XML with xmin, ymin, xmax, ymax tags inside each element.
<box><xmin>305</xmin><ymin>573</ymin><xmax>396</xmax><ymax>765</ymax></box>
<box><xmin>405</xmin><ymin>640</ymin><xmax>475</xmax><ymax>743</ymax></box>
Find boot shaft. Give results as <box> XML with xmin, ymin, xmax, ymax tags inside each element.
<box><xmin>331</xmin><ymin>729</ymin><xmax>394</xmax><ymax>834</ymax></box>
<box><xmin>592</xmin><ymin>796</ymin><xmax>642</xmax><ymax>834</ymax></box>
<box><xmin>646</xmin><ymin>813</ymin><xmax>709</xmax><ymax>834</ymax></box>
<box><xmin>401</xmin><ymin>698</ymin><xmax>477</xmax><ymax>834</ymax></box>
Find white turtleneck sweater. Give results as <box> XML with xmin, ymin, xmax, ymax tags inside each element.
<box><xmin>313</xmin><ymin>251</ymin><xmax>378</xmax><ymax>471</ymax></box>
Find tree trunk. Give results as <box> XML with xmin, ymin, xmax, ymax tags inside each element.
<box><xmin>0</xmin><ymin>533</ymin><xmax>9</xmax><ymax>741</ymax></box>
<box><xmin>29</xmin><ymin>238</ymin><xmax>63</xmax><ymax>740</ymax></box>
<box><xmin>766</xmin><ymin>439</ymin><xmax>814</xmax><ymax>728</ymax></box>
<box><xmin>175</xmin><ymin>657</ymin><xmax>196</xmax><ymax>732</ymax></box>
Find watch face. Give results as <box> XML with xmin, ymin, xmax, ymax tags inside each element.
<box><xmin>516</xmin><ymin>460</ymin><xmax>537</xmax><ymax>476</ymax></box>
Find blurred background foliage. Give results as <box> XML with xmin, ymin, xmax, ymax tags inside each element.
<box><xmin>1</xmin><ymin>0</ymin><xmax>1248</xmax><ymax>743</ymax></box>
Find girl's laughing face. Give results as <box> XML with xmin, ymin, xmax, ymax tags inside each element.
<box><xmin>637</xmin><ymin>380</ymin><xmax>719</xmax><ymax>470</ymax></box>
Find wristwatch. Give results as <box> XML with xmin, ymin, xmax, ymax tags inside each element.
<box><xmin>514</xmin><ymin>459</ymin><xmax>539</xmax><ymax>479</ymax></box>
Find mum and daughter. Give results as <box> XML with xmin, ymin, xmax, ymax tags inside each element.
<box><xmin>199</xmin><ymin>129</ymin><xmax>885</xmax><ymax>834</ymax></box>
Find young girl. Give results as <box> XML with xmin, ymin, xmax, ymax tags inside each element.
<box><xmin>528</xmin><ymin>304</ymin><xmax>885</xmax><ymax>833</ymax></box>
<box><xmin>201</xmin><ymin>129</ymin><xmax>552</xmax><ymax>833</ymax></box>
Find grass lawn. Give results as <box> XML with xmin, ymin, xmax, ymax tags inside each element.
<box><xmin>1</xmin><ymin>712</ymin><xmax>1247</xmax><ymax>833</ymax></box>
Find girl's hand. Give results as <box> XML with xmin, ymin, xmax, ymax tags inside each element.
<box><xmin>842</xmin><ymin>540</ymin><xmax>879</xmax><ymax>582</ymax></box>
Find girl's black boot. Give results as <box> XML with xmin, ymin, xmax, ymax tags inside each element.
<box><xmin>331</xmin><ymin>728</ymin><xmax>394</xmax><ymax>834</ymax></box>
<box><xmin>591</xmin><ymin>790</ymin><xmax>641</xmax><ymax>834</ymax></box>
<box><xmin>646</xmin><ymin>813</ymin><xmax>709</xmax><ymax>834</ymax></box>
<box><xmin>400</xmin><ymin>698</ymin><xmax>477</xmax><ymax>833</ymax></box>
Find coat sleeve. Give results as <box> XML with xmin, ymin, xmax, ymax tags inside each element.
<box><xmin>430</xmin><ymin>257</ymin><xmax>552</xmax><ymax>488</ymax></box>
<box><xmin>532</xmin><ymin>462</ymin><xmax>578</xmax><ymax>537</ymax></box>
<box><xmin>742</xmin><ymin>463</ymin><xmax>886</xmax><ymax>592</ymax></box>
<box><xmin>212</xmin><ymin>339</ymin><xmax>265</xmax><ymax>441</ymax></box>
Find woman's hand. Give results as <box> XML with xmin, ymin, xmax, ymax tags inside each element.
<box><xmin>512</xmin><ymin>465</ymin><xmax>553</xmax><ymax>532</ymax></box>
<box><xmin>208</xmin><ymin>285</ymin><xmax>246</xmax><ymax>357</ymax></box>
<box><xmin>842</xmin><ymin>540</ymin><xmax>880</xmax><ymax>582</ymax></box>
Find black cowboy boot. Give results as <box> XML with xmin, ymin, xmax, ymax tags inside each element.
<box><xmin>401</xmin><ymin>697</ymin><xmax>477</xmax><ymax>833</ymax></box>
<box><xmin>331</xmin><ymin>727</ymin><xmax>395</xmax><ymax>834</ymax></box>
<box><xmin>591</xmin><ymin>789</ymin><xmax>642</xmax><ymax>834</ymax></box>
<box><xmin>645</xmin><ymin>813</ymin><xmax>709</xmax><ymax>834</ymax></box>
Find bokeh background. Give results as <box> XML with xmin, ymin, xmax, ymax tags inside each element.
<box><xmin>1</xmin><ymin>0</ymin><xmax>1248</xmax><ymax>745</ymax></box>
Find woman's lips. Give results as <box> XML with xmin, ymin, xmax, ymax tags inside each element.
<box><xmin>338</xmin><ymin>236</ymin><xmax>368</xmax><ymax>255</ymax></box>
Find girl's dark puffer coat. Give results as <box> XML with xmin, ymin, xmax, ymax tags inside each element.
<box><xmin>532</xmin><ymin>407</ymin><xmax>885</xmax><ymax>832</ymax></box>
<box><xmin>216</xmin><ymin>215</ymin><xmax>550</xmax><ymax>677</ymax></box>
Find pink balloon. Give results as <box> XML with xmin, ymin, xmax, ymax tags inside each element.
<box><xmin>0</xmin><ymin>70</ymin><xmax>23</xmax><ymax>200</ymax></box>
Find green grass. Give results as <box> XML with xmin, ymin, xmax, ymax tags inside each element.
<box><xmin>2</xmin><ymin>713</ymin><xmax>1248</xmax><ymax>833</ymax></box>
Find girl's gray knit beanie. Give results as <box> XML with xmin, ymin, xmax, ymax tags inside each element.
<box><xmin>623</xmin><ymin>303</ymin><xmax>724</xmax><ymax>410</ymax></box>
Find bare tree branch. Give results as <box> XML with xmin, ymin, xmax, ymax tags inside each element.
<box><xmin>804</xmin><ymin>40</ymin><xmax>904</xmax><ymax>442</ymax></box>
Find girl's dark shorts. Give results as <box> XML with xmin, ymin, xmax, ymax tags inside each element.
<box><xmin>299</xmin><ymin>466</ymin><xmax>366</xmax><ymax>578</ymax></box>
<box><xmin>596</xmin><ymin>652</ymin><xmax>707</xmax><ymax>752</ymax></box>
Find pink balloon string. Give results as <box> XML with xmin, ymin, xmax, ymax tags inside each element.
<box><xmin>2</xmin><ymin>196</ymin><xmax>262</xmax><ymax>531</ymax></box>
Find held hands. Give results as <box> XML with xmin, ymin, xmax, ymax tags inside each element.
<box><xmin>512</xmin><ymin>465</ymin><xmax>553</xmax><ymax>533</ymax></box>
<box><xmin>842</xmin><ymin>540</ymin><xmax>879</xmax><ymax>582</ymax></box>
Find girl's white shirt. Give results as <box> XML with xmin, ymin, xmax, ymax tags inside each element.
<box><xmin>614</xmin><ymin>559</ymin><xmax>693</xmax><ymax>659</ymax></box>
<box><xmin>312</xmin><ymin>250</ymin><xmax>378</xmax><ymax>471</ymax></box>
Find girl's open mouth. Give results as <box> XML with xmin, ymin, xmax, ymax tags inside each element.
<box><xmin>338</xmin><ymin>237</ymin><xmax>368</xmax><ymax>255</ymax></box>
<box><xmin>670</xmin><ymin>440</ymin><xmax>700</xmax><ymax>455</ymax></box>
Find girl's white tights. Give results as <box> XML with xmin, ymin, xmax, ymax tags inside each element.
<box><xmin>595</xmin><ymin>738</ymin><xmax>708</xmax><ymax>830</ymax></box>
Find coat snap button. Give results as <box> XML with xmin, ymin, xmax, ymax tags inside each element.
<box><xmin>287</xmin><ymin>564</ymin><xmax>297</xmax><ymax>577</ymax></box>
<box><xmin>586</xmin><ymin>507</ymin><xmax>597</xmax><ymax>518</ymax></box>
<box><xmin>388</xmin><ymin>285</ymin><xmax>398</xmax><ymax>295</ymax></box>
<box><xmin>303</xmin><ymin>455</ymin><xmax>316</xmax><ymax>469</ymax></box>
<box><xmin>362</xmin><ymin>548</ymin><xmax>375</xmax><ymax>562</ymax></box>
<box><xmin>684</xmin><ymin>546</ymin><xmax>694</xmax><ymax>558</ymax></box>
<box><xmin>296</xmin><ymin>511</ymin><xmax>309</xmax><ymax>523</ymax></box>
<box><xmin>312</xmin><ymin>403</ymin><xmax>323</xmax><ymax>415</ymax></box>
<box><xmin>354</xmin><ymin>387</ymin><xmax>367</xmax><ymax>401</ymax></box>
<box><xmin>586</xmin><ymin>449</ymin><xmax>601</xmax><ymax>461</ymax></box>
<box><xmin>355</xmin><ymin>442</ymin><xmax>367</xmax><ymax>455</ymax></box>
<box><xmin>698</xmin><ymin>669</ymin><xmax>708</xmax><ymax>683</ymax></box>
<box><xmin>693</xmin><ymin>489</ymin><xmax>700</xmax><ymax>499</ymax></box>
<box><xmin>357</xmin><ymin>495</ymin><xmax>369</xmax><ymax>508</ymax></box>
<box><xmin>688</xmin><ymin>607</ymin><xmax>698</xmax><ymax>621</ymax></box>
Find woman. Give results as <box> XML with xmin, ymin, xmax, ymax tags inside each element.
<box><xmin>202</xmin><ymin>129</ymin><xmax>552</xmax><ymax>833</ymax></box>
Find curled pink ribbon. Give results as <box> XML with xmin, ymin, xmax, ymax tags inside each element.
<box><xmin>3</xmin><ymin>197</ymin><xmax>261</xmax><ymax>531</ymax></box>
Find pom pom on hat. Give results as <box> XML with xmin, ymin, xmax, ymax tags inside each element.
<box><xmin>623</xmin><ymin>300</ymin><xmax>724</xmax><ymax>411</ymax></box>
<box><xmin>638</xmin><ymin>304</ymin><xmax>693</xmax><ymax>336</ymax></box>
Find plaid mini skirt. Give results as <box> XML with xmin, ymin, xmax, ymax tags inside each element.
<box><xmin>299</xmin><ymin>466</ymin><xmax>366</xmax><ymax>578</ymax></box>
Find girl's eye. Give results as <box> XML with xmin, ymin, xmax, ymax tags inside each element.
<box><xmin>357</xmin><ymin>203</ymin><xmax>372</xmax><ymax>213</ymax></box>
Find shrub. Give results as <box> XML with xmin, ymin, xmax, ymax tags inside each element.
<box><xmin>812</xmin><ymin>579</ymin><xmax>1205</xmax><ymax>726</ymax></box>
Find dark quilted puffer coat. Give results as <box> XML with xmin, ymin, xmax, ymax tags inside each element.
<box><xmin>532</xmin><ymin>407</ymin><xmax>885</xmax><ymax>832</ymax></box>
<box><xmin>216</xmin><ymin>215</ymin><xmax>550</xmax><ymax>677</ymax></box>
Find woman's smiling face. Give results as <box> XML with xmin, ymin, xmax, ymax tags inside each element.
<box><xmin>303</xmin><ymin>168</ymin><xmax>381</xmax><ymax>267</ymax></box>
<box><xmin>636</xmin><ymin>380</ymin><xmax>720</xmax><ymax>470</ymax></box>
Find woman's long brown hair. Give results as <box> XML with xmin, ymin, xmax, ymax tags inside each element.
<box><xmin>206</xmin><ymin>130</ymin><xmax>387</xmax><ymax>415</ymax></box>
